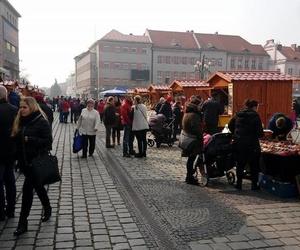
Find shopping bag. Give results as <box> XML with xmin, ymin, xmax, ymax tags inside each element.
<box><xmin>31</xmin><ymin>152</ymin><xmax>61</xmax><ymax>185</ymax></box>
<box><xmin>73</xmin><ymin>130</ymin><xmax>83</xmax><ymax>153</ymax></box>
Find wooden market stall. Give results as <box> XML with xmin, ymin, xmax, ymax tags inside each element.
<box><xmin>148</xmin><ymin>84</ymin><xmax>172</xmax><ymax>105</ymax></box>
<box><xmin>206</xmin><ymin>70</ymin><xmax>294</xmax><ymax>127</ymax></box>
<box><xmin>135</xmin><ymin>87</ymin><xmax>150</xmax><ymax>105</ymax></box>
<box><xmin>169</xmin><ymin>80</ymin><xmax>212</xmax><ymax>101</ymax></box>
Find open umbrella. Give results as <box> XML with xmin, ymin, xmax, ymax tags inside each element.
<box><xmin>100</xmin><ymin>87</ymin><xmax>127</xmax><ymax>97</ymax></box>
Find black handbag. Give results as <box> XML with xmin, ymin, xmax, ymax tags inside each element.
<box><xmin>30</xmin><ymin>152</ymin><xmax>61</xmax><ymax>185</ymax></box>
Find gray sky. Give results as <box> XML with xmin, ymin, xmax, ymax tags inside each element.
<box><xmin>9</xmin><ymin>0</ymin><xmax>300</xmax><ymax>88</ymax></box>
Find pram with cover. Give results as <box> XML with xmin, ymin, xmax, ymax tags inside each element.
<box><xmin>147</xmin><ymin>114</ymin><xmax>174</xmax><ymax>147</ymax></box>
<box><xmin>194</xmin><ymin>133</ymin><xmax>236</xmax><ymax>186</ymax></box>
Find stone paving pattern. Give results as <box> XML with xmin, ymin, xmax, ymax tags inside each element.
<box><xmin>0</xmin><ymin>114</ymin><xmax>300</xmax><ymax>249</ymax></box>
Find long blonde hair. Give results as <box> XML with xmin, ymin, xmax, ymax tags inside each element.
<box><xmin>11</xmin><ymin>96</ymin><xmax>48</xmax><ymax>137</ymax></box>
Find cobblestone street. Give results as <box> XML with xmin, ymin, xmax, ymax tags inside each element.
<box><xmin>1</xmin><ymin>116</ymin><xmax>300</xmax><ymax>250</ymax></box>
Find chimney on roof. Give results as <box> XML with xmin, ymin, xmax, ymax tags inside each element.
<box><xmin>215</xmin><ymin>31</ymin><xmax>218</xmax><ymax>35</ymax></box>
<box><xmin>277</xmin><ymin>44</ymin><xmax>282</xmax><ymax>50</ymax></box>
<box><xmin>129</xmin><ymin>33</ymin><xmax>133</xmax><ymax>35</ymax></box>
<box><xmin>190</xmin><ymin>30</ymin><xmax>194</xmax><ymax>33</ymax></box>
<box><xmin>291</xmin><ymin>44</ymin><xmax>297</xmax><ymax>51</ymax></box>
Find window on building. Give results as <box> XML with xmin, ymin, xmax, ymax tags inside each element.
<box><xmin>6</xmin><ymin>42</ymin><xmax>10</xmax><ymax>50</ymax></box>
<box><xmin>230</xmin><ymin>58</ymin><xmax>235</xmax><ymax>69</ymax></box>
<box><xmin>130</xmin><ymin>63</ymin><xmax>137</xmax><ymax>69</ymax></box>
<box><xmin>244</xmin><ymin>59</ymin><xmax>249</xmax><ymax>69</ymax></box>
<box><xmin>157</xmin><ymin>71</ymin><xmax>162</xmax><ymax>83</ymax></box>
<box><xmin>182</xmin><ymin>57</ymin><xmax>187</xmax><ymax>65</ymax></box>
<box><xmin>174</xmin><ymin>72</ymin><xmax>179</xmax><ymax>79</ymax></box>
<box><xmin>122</xmin><ymin>47</ymin><xmax>129</xmax><ymax>53</ymax></box>
<box><xmin>131</xmin><ymin>48</ymin><xmax>137</xmax><ymax>53</ymax></box>
<box><xmin>114</xmin><ymin>63</ymin><xmax>121</xmax><ymax>69</ymax></box>
<box><xmin>103</xmin><ymin>62</ymin><xmax>110</xmax><ymax>69</ymax></box>
<box><xmin>158</xmin><ymin>56</ymin><xmax>162</xmax><ymax>64</ymax></box>
<box><xmin>115</xmin><ymin>46</ymin><xmax>121</xmax><ymax>53</ymax></box>
<box><xmin>190</xmin><ymin>57</ymin><xmax>196</xmax><ymax>65</ymax></box>
<box><xmin>122</xmin><ymin>63</ymin><xmax>129</xmax><ymax>70</ymax></box>
<box><xmin>181</xmin><ymin>72</ymin><xmax>187</xmax><ymax>79</ymax></box>
<box><xmin>11</xmin><ymin>45</ymin><xmax>16</xmax><ymax>53</ymax></box>
<box><xmin>141</xmin><ymin>48</ymin><xmax>147</xmax><ymax>54</ymax></box>
<box><xmin>173</xmin><ymin>56</ymin><xmax>179</xmax><ymax>64</ymax></box>
<box><xmin>103</xmin><ymin>45</ymin><xmax>110</xmax><ymax>51</ymax></box>
<box><xmin>217</xmin><ymin>58</ymin><xmax>223</xmax><ymax>67</ymax></box>
<box><xmin>251</xmin><ymin>59</ymin><xmax>256</xmax><ymax>69</ymax></box>
<box><xmin>288</xmin><ymin>68</ymin><xmax>293</xmax><ymax>75</ymax></box>
<box><xmin>166</xmin><ymin>56</ymin><xmax>171</xmax><ymax>64</ymax></box>
<box><xmin>258</xmin><ymin>58</ymin><xmax>263</xmax><ymax>70</ymax></box>
<box><xmin>178</xmin><ymin>57</ymin><xmax>182</xmax><ymax>64</ymax></box>
<box><xmin>238</xmin><ymin>57</ymin><xmax>243</xmax><ymax>69</ymax></box>
<box><xmin>141</xmin><ymin>64</ymin><xmax>148</xmax><ymax>70</ymax></box>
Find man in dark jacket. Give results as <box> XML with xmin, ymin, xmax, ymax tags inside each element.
<box><xmin>103</xmin><ymin>96</ymin><xmax>116</xmax><ymax>148</ymax></box>
<box><xmin>158</xmin><ymin>96</ymin><xmax>173</xmax><ymax>121</ymax></box>
<box><xmin>0</xmin><ymin>86</ymin><xmax>17</xmax><ymax>220</ymax></box>
<box><xmin>172</xmin><ymin>100</ymin><xmax>182</xmax><ymax>141</ymax></box>
<box><xmin>268</xmin><ymin>113</ymin><xmax>293</xmax><ymax>140</ymax></box>
<box><xmin>201</xmin><ymin>92</ymin><xmax>223</xmax><ymax>135</ymax></box>
<box><xmin>228</xmin><ymin>99</ymin><xmax>264</xmax><ymax>190</ymax></box>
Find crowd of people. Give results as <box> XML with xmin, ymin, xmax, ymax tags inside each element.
<box><xmin>1</xmin><ymin>84</ymin><xmax>299</xmax><ymax>237</ymax></box>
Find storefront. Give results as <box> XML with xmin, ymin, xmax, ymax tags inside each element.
<box><xmin>207</xmin><ymin>71</ymin><xmax>294</xmax><ymax>127</ymax></box>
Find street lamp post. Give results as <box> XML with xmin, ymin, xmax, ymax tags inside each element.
<box><xmin>194</xmin><ymin>55</ymin><xmax>211</xmax><ymax>81</ymax></box>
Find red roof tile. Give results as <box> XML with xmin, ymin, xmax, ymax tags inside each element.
<box><xmin>135</xmin><ymin>87</ymin><xmax>149</xmax><ymax>93</ymax></box>
<box><xmin>101</xmin><ymin>29</ymin><xmax>150</xmax><ymax>43</ymax></box>
<box><xmin>148</xmin><ymin>84</ymin><xmax>171</xmax><ymax>91</ymax></box>
<box><xmin>146</xmin><ymin>29</ymin><xmax>198</xmax><ymax>49</ymax></box>
<box><xmin>279</xmin><ymin>46</ymin><xmax>300</xmax><ymax>61</ymax></box>
<box><xmin>209</xmin><ymin>71</ymin><xmax>294</xmax><ymax>82</ymax></box>
<box><xmin>194</xmin><ymin>33</ymin><xmax>267</xmax><ymax>55</ymax></box>
<box><xmin>171</xmin><ymin>80</ymin><xmax>210</xmax><ymax>88</ymax></box>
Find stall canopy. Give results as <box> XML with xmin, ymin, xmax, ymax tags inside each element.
<box><xmin>100</xmin><ymin>87</ymin><xmax>127</xmax><ymax>96</ymax></box>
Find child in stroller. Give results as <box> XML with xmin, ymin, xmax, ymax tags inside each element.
<box><xmin>194</xmin><ymin>132</ymin><xmax>236</xmax><ymax>186</ymax></box>
<box><xmin>147</xmin><ymin>114</ymin><xmax>175</xmax><ymax>147</ymax></box>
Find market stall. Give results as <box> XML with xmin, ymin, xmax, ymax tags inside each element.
<box><xmin>206</xmin><ymin>71</ymin><xmax>294</xmax><ymax>127</ymax></box>
<box><xmin>169</xmin><ymin>80</ymin><xmax>212</xmax><ymax>101</ymax></box>
<box><xmin>148</xmin><ymin>84</ymin><xmax>172</xmax><ymax>105</ymax></box>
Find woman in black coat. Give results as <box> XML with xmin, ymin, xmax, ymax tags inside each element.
<box><xmin>228</xmin><ymin>99</ymin><xmax>264</xmax><ymax>190</ymax></box>
<box><xmin>181</xmin><ymin>98</ymin><xmax>203</xmax><ymax>185</ymax></box>
<box><xmin>11</xmin><ymin>97</ymin><xmax>53</xmax><ymax>236</ymax></box>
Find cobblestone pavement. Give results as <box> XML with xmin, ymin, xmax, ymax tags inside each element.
<box><xmin>0</xmin><ymin>114</ymin><xmax>300</xmax><ymax>250</ymax></box>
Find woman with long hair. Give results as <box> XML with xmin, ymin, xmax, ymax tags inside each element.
<box><xmin>11</xmin><ymin>97</ymin><xmax>53</xmax><ymax>236</ymax></box>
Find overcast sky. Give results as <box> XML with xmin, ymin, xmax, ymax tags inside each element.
<box><xmin>9</xmin><ymin>0</ymin><xmax>300</xmax><ymax>88</ymax></box>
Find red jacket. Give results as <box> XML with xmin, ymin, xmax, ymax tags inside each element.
<box><xmin>120</xmin><ymin>99</ymin><xmax>132</xmax><ymax>125</ymax></box>
<box><xmin>62</xmin><ymin>101</ymin><xmax>70</xmax><ymax>112</ymax></box>
<box><xmin>97</xmin><ymin>102</ymin><xmax>105</xmax><ymax>114</ymax></box>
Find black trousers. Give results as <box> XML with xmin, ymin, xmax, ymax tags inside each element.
<box><xmin>82</xmin><ymin>135</ymin><xmax>96</xmax><ymax>157</ymax></box>
<box><xmin>186</xmin><ymin>155</ymin><xmax>197</xmax><ymax>179</ymax></box>
<box><xmin>134</xmin><ymin>130</ymin><xmax>147</xmax><ymax>155</ymax></box>
<box><xmin>112</xmin><ymin>128</ymin><xmax>121</xmax><ymax>144</ymax></box>
<box><xmin>105</xmin><ymin>125</ymin><xmax>113</xmax><ymax>147</ymax></box>
<box><xmin>235</xmin><ymin>143</ymin><xmax>260</xmax><ymax>187</ymax></box>
<box><xmin>0</xmin><ymin>162</ymin><xmax>16</xmax><ymax>216</ymax></box>
<box><xmin>19</xmin><ymin>175</ymin><xmax>50</xmax><ymax>221</ymax></box>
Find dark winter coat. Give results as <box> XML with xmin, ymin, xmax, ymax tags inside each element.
<box><xmin>228</xmin><ymin>108</ymin><xmax>263</xmax><ymax>149</ymax></box>
<box><xmin>0</xmin><ymin>99</ymin><xmax>18</xmax><ymax>164</ymax></box>
<box><xmin>268</xmin><ymin>113</ymin><xmax>293</xmax><ymax>139</ymax></box>
<box><xmin>103</xmin><ymin>103</ymin><xmax>116</xmax><ymax>126</ymax></box>
<box><xmin>201</xmin><ymin>98</ymin><xmax>223</xmax><ymax>133</ymax></box>
<box><xmin>172</xmin><ymin>103</ymin><xmax>181</xmax><ymax>124</ymax></box>
<box><xmin>158</xmin><ymin>102</ymin><xmax>172</xmax><ymax>121</ymax></box>
<box><xmin>14</xmin><ymin>111</ymin><xmax>52</xmax><ymax>173</ymax></box>
<box><xmin>38</xmin><ymin>101</ymin><xmax>54</xmax><ymax>126</ymax></box>
<box><xmin>182</xmin><ymin>103</ymin><xmax>203</xmax><ymax>155</ymax></box>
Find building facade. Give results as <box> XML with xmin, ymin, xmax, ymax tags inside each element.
<box><xmin>0</xmin><ymin>0</ymin><xmax>21</xmax><ymax>80</ymax></box>
<box><xmin>75</xmin><ymin>29</ymin><xmax>270</xmax><ymax>96</ymax></box>
<box><xmin>264</xmin><ymin>39</ymin><xmax>300</xmax><ymax>97</ymax></box>
<box><xmin>74</xmin><ymin>51</ymin><xmax>97</xmax><ymax>98</ymax></box>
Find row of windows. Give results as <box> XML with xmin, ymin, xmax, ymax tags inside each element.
<box><xmin>102</xmin><ymin>62</ymin><xmax>149</xmax><ymax>70</ymax></box>
<box><xmin>157</xmin><ymin>56</ymin><xmax>223</xmax><ymax>67</ymax></box>
<box><xmin>6</xmin><ymin>41</ymin><xmax>16</xmax><ymax>53</ymax></box>
<box><xmin>6</xmin><ymin>11</ymin><xmax>17</xmax><ymax>26</ymax></box>
<box><xmin>287</xmin><ymin>68</ymin><xmax>300</xmax><ymax>76</ymax></box>
<box><xmin>230</xmin><ymin>58</ymin><xmax>263</xmax><ymax>70</ymax></box>
<box><xmin>102</xmin><ymin>45</ymin><xmax>147</xmax><ymax>54</ymax></box>
<box><xmin>157</xmin><ymin>71</ymin><xmax>197</xmax><ymax>83</ymax></box>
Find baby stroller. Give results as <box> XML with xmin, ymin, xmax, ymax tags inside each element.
<box><xmin>147</xmin><ymin>114</ymin><xmax>175</xmax><ymax>148</ymax></box>
<box><xmin>194</xmin><ymin>133</ymin><xmax>236</xmax><ymax>187</ymax></box>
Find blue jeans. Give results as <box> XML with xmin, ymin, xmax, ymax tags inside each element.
<box><xmin>123</xmin><ymin>125</ymin><xmax>134</xmax><ymax>154</ymax></box>
<box><xmin>0</xmin><ymin>163</ymin><xmax>16</xmax><ymax>216</ymax></box>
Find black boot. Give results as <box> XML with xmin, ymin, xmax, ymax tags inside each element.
<box><xmin>14</xmin><ymin>219</ymin><xmax>28</xmax><ymax>236</ymax></box>
<box><xmin>41</xmin><ymin>206</ymin><xmax>52</xmax><ymax>222</ymax></box>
